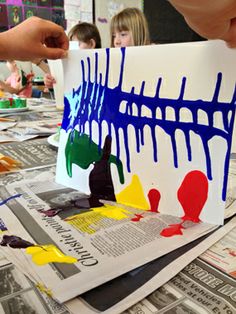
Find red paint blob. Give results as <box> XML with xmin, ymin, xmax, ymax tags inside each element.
<box><xmin>178</xmin><ymin>170</ymin><xmax>208</xmax><ymax>223</ymax></box>
<box><xmin>160</xmin><ymin>223</ymin><xmax>183</xmax><ymax>237</ymax></box>
<box><xmin>148</xmin><ymin>188</ymin><xmax>161</xmax><ymax>212</ymax></box>
<box><xmin>131</xmin><ymin>214</ymin><xmax>144</xmax><ymax>222</ymax></box>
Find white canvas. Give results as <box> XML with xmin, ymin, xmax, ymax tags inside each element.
<box><xmin>56</xmin><ymin>41</ymin><xmax>236</xmax><ymax>225</ymax></box>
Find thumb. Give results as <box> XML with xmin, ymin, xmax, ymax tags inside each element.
<box><xmin>42</xmin><ymin>47</ymin><xmax>68</xmax><ymax>60</ymax></box>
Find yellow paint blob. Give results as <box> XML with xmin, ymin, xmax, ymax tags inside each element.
<box><xmin>36</xmin><ymin>283</ymin><xmax>53</xmax><ymax>297</ymax></box>
<box><xmin>116</xmin><ymin>174</ymin><xmax>149</xmax><ymax>209</ymax></box>
<box><xmin>92</xmin><ymin>204</ymin><xmax>131</xmax><ymax>219</ymax></box>
<box><xmin>66</xmin><ymin>204</ymin><xmax>131</xmax><ymax>234</ymax></box>
<box><xmin>26</xmin><ymin>245</ymin><xmax>77</xmax><ymax>265</ymax></box>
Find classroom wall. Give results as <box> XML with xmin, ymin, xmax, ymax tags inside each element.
<box><xmin>0</xmin><ymin>0</ymin><xmax>65</xmax><ymax>32</ymax></box>
<box><xmin>144</xmin><ymin>0</ymin><xmax>206</xmax><ymax>44</ymax></box>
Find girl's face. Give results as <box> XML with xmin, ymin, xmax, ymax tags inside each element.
<box><xmin>112</xmin><ymin>30</ymin><xmax>134</xmax><ymax>47</ymax></box>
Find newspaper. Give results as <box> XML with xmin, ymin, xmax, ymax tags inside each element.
<box><xmin>0</xmin><ymin>166</ymin><xmax>56</xmax><ymax>186</ymax></box>
<box><xmin>0</xmin><ymin>251</ymin><xmax>69</xmax><ymax>314</ymax></box>
<box><xmin>0</xmin><ymin>138</ymin><xmax>57</xmax><ymax>172</ymax></box>
<box><xmin>0</xmin><ymin>110</ymin><xmax>62</xmax><ymax>142</ymax></box>
<box><xmin>201</xmin><ymin>224</ymin><xmax>236</xmax><ymax>278</ymax></box>
<box><xmin>65</xmin><ymin>216</ymin><xmax>236</xmax><ymax>314</ymax></box>
<box><xmin>0</xmin><ymin>181</ymin><xmax>219</xmax><ymax>304</ymax></box>
<box><xmin>126</xmin><ymin>232</ymin><xmax>236</xmax><ymax>314</ymax></box>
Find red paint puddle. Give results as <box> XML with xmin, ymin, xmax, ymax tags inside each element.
<box><xmin>131</xmin><ymin>214</ymin><xmax>144</xmax><ymax>222</ymax></box>
<box><xmin>178</xmin><ymin>170</ymin><xmax>208</xmax><ymax>223</ymax></box>
<box><xmin>160</xmin><ymin>170</ymin><xmax>208</xmax><ymax>238</ymax></box>
<box><xmin>147</xmin><ymin>188</ymin><xmax>160</xmax><ymax>213</ymax></box>
<box><xmin>160</xmin><ymin>223</ymin><xmax>184</xmax><ymax>237</ymax></box>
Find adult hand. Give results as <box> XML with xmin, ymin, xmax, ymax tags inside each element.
<box><xmin>0</xmin><ymin>17</ymin><xmax>69</xmax><ymax>61</ymax></box>
<box><xmin>169</xmin><ymin>0</ymin><xmax>236</xmax><ymax>47</ymax></box>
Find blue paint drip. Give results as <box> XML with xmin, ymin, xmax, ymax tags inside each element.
<box><xmin>0</xmin><ymin>194</ymin><xmax>22</xmax><ymax>206</ymax></box>
<box><xmin>62</xmin><ymin>48</ymin><xmax>236</xmax><ymax>201</ymax></box>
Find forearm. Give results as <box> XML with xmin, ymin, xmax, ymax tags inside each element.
<box><xmin>169</xmin><ymin>0</ymin><xmax>236</xmax><ymax>40</ymax></box>
<box><xmin>0</xmin><ymin>32</ymin><xmax>14</xmax><ymax>60</ymax></box>
<box><xmin>0</xmin><ymin>79</ymin><xmax>22</xmax><ymax>94</ymax></box>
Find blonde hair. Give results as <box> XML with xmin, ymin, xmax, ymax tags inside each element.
<box><xmin>110</xmin><ymin>7</ymin><xmax>150</xmax><ymax>47</ymax></box>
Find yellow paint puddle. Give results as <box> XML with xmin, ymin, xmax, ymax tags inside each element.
<box><xmin>26</xmin><ymin>244</ymin><xmax>77</xmax><ymax>265</ymax></box>
<box><xmin>92</xmin><ymin>204</ymin><xmax>131</xmax><ymax>219</ymax></box>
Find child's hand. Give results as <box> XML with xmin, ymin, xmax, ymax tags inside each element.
<box><xmin>44</xmin><ymin>73</ymin><xmax>56</xmax><ymax>88</ymax></box>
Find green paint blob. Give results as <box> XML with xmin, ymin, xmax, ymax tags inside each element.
<box><xmin>65</xmin><ymin>130</ymin><xmax>124</xmax><ymax>184</ymax></box>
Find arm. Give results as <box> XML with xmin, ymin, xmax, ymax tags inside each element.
<box><xmin>0</xmin><ymin>17</ymin><xmax>69</xmax><ymax>61</ymax></box>
<box><xmin>44</xmin><ymin>73</ymin><xmax>56</xmax><ymax>88</ymax></box>
<box><xmin>169</xmin><ymin>0</ymin><xmax>236</xmax><ymax>47</ymax></box>
<box><xmin>0</xmin><ymin>80</ymin><xmax>21</xmax><ymax>95</ymax></box>
<box><xmin>32</xmin><ymin>59</ymin><xmax>50</xmax><ymax>74</ymax></box>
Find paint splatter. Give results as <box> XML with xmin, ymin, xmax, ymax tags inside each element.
<box><xmin>41</xmin><ymin>208</ymin><xmax>62</xmax><ymax>217</ymax></box>
<box><xmin>65</xmin><ymin>131</ymin><xmax>124</xmax><ymax>184</ymax></box>
<box><xmin>160</xmin><ymin>223</ymin><xmax>184</xmax><ymax>237</ymax></box>
<box><xmin>0</xmin><ymin>193</ymin><xmax>22</xmax><ymax>206</ymax></box>
<box><xmin>116</xmin><ymin>175</ymin><xmax>149</xmax><ymax>209</ymax></box>
<box><xmin>0</xmin><ymin>235</ymin><xmax>33</xmax><ymax>248</ymax></box>
<box><xmin>0</xmin><ymin>218</ymin><xmax>7</xmax><ymax>232</ymax></box>
<box><xmin>147</xmin><ymin>189</ymin><xmax>161</xmax><ymax>213</ymax></box>
<box><xmin>178</xmin><ymin>170</ymin><xmax>208</xmax><ymax>223</ymax></box>
<box><xmin>26</xmin><ymin>245</ymin><xmax>77</xmax><ymax>265</ymax></box>
<box><xmin>36</xmin><ymin>283</ymin><xmax>52</xmax><ymax>297</ymax></box>
<box><xmin>131</xmin><ymin>214</ymin><xmax>144</xmax><ymax>222</ymax></box>
<box><xmin>89</xmin><ymin>136</ymin><xmax>117</xmax><ymax>207</ymax></box>
<box><xmin>160</xmin><ymin>170</ymin><xmax>208</xmax><ymax>237</ymax></box>
<box><xmin>92</xmin><ymin>204</ymin><xmax>131</xmax><ymax>219</ymax></box>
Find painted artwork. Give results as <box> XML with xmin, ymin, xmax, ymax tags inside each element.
<box><xmin>24</xmin><ymin>5</ymin><xmax>37</xmax><ymax>18</ymax></box>
<box><xmin>0</xmin><ymin>4</ymin><xmax>8</xmax><ymax>26</ymax></box>
<box><xmin>7</xmin><ymin>5</ymin><xmax>23</xmax><ymax>25</ymax></box>
<box><xmin>0</xmin><ymin>0</ymin><xmax>65</xmax><ymax>31</ymax></box>
<box><xmin>57</xmin><ymin>41</ymin><xmax>236</xmax><ymax>227</ymax></box>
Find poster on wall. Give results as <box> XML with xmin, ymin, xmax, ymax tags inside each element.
<box><xmin>0</xmin><ymin>0</ymin><xmax>66</xmax><ymax>30</ymax></box>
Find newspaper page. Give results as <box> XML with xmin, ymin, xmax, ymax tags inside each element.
<box><xmin>0</xmin><ymin>181</ymin><xmax>218</xmax><ymax>303</ymax></box>
<box><xmin>124</xmin><ymin>216</ymin><xmax>236</xmax><ymax>314</ymax></box>
<box><xmin>201</xmin><ymin>224</ymin><xmax>236</xmax><ymax>278</ymax></box>
<box><xmin>0</xmin><ymin>166</ymin><xmax>56</xmax><ymax>186</ymax></box>
<box><xmin>0</xmin><ymin>138</ymin><xmax>57</xmax><ymax>171</ymax></box>
<box><xmin>126</xmin><ymin>256</ymin><xmax>236</xmax><ymax>314</ymax></box>
<box><xmin>0</xmin><ymin>251</ymin><xmax>69</xmax><ymax>314</ymax></box>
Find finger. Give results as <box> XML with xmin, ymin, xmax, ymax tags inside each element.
<box><xmin>40</xmin><ymin>47</ymin><xmax>68</xmax><ymax>60</ymax></box>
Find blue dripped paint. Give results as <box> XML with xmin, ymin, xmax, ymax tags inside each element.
<box><xmin>62</xmin><ymin>48</ymin><xmax>236</xmax><ymax>201</ymax></box>
<box><xmin>0</xmin><ymin>194</ymin><xmax>22</xmax><ymax>206</ymax></box>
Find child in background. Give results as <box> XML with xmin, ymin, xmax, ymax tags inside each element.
<box><xmin>44</xmin><ymin>22</ymin><xmax>101</xmax><ymax>88</ymax></box>
<box><xmin>68</xmin><ymin>22</ymin><xmax>101</xmax><ymax>49</ymax></box>
<box><xmin>110</xmin><ymin>7</ymin><xmax>150</xmax><ymax>48</ymax></box>
<box><xmin>0</xmin><ymin>60</ymin><xmax>33</xmax><ymax>98</ymax></box>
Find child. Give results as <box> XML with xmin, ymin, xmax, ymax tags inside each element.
<box><xmin>0</xmin><ymin>60</ymin><xmax>33</xmax><ymax>98</ymax></box>
<box><xmin>44</xmin><ymin>22</ymin><xmax>101</xmax><ymax>88</ymax></box>
<box><xmin>110</xmin><ymin>7</ymin><xmax>150</xmax><ymax>48</ymax></box>
<box><xmin>68</xmin><ymin>22</ymin><xmax>101</xmax><ymax>49</ymax></box>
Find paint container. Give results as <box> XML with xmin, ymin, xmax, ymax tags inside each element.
<box><xmin>0</xmin><ymin>98</ymin><xmax>10</xmax><ymax>108</ymax></box>
<box><xmin>13</xmin><ymin>98</ymin><xmax>27</xmax><ymax>108</ymax></box>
